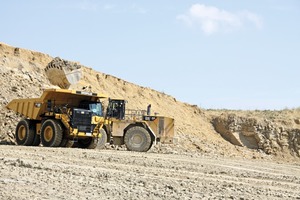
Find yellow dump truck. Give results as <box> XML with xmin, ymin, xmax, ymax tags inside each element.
<box><xmin>7</xmin><ymin>89</ymin><xmax>175</xmax><ymax>152</ymax></box>
<box><xmin>7</xmin><ymin>89</ymin><xmax>107</xmax><ymax>149</ymax></box>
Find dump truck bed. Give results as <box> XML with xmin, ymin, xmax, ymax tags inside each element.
<box><xmin>6</xmin><ymin>89</ymin><xmax>107</xmax><ymax>120</ymax></box>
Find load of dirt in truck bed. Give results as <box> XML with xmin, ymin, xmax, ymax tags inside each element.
<box><xmin>0</xmin><ymin>42</ymin><xmax>299</xmax><ymax>161</ymax></box>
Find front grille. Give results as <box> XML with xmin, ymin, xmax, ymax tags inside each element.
<box><xmin>72</xmin><ymin>108</ymin><xmax>92</xmax><ymax>132</ymax></box>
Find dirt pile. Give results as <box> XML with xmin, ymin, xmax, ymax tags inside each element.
<box><xmin>0</xmin><ymin>42</ymin><xmax>299</xmax><ymax>161</ymax></box>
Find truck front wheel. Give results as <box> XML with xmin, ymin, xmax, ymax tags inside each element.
<box><xmin>41</xmin><ymin>119</ymin><xmax>63</xmax><ymax>147</ymax></box>
<box><xmin>124</xmin><ymin>126</ymin><xmax>152</xmax><ymax>152</ymax></box>
<box><xmin>77</xmin><ymin>138</ymin><xmax>97</xmax><ymax>149</ymax></box>
<box><xmin>96</xmin><ymin>128</ymin><xmax>107</xmax><ymax>149</ymax></box>
<box><xmin>15</xmin><ymin>119</ymin><xmax>35</xmax><ymax>146</ymax></box>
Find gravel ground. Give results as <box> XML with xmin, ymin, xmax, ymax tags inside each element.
<box><xmin>0</xmin><ymin>145</ymin><xmax>299</xmax><ymax>199</ymax></box>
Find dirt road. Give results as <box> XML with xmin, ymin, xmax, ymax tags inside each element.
<box><xmin>0</xmin><ymin>145</ymin><xmax>299</xmax><ymax>199</ymax></box>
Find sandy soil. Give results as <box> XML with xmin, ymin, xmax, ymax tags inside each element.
<box><xmin>0</xmin><ymin>145</ymin><xmax>299</xmax><ymax>200</ymax></box>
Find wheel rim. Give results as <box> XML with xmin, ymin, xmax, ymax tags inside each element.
<box><xmin>17</xmin><ymin>125</ymin><xmax>26</xmax><ymax>140</ymax></box>
<box><xmin>132</xmin><ymin>134</ymin><xmax>143</xmax><ymax>145</ymax></box>
<box><xmin>44</xmin><ymin>126</ymin><xmax>53</xmax><ymax>142</ymax></box>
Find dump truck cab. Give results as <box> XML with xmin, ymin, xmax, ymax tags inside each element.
<box><xmin>7</xmin><ymin>89</ymin><xmax>108</xmax><ymax>149</ymax></box>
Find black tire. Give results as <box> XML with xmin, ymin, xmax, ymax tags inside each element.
<box><xmin>59</xmin><ymin>138</ymin><xmax>74</xmax><ymax>148</ymax></box>
<box><xmin>15</xmin><ymin>119</ymin><xmax>35</xmax><ymax>146</ymax></box>
<box><xmin>59</xmin><ymin>138</ymin><xmax>68</xmax><ymax>147</ymax></box>
<box><xmin>29</xmin><ymin>121</ymin><xmax>40</xmax><ymax>146</ymax></box>
<box><xmin>77</xmin><ymin>137</ymin><xmax>98</xmax><ymax>149</ymax></box>
<box><xmin>96</xmin><ymin>128</ymin><xmax>107</xmax><ymax>149</ymax></box>
<box><xmin>124</xmin><ymin>126</ymin><xmax>152</xmax><ymax>152</ymax></box>
<box><xmin>65</xmin><ymin>140</ymin><xmax>75</xmax><ymax>148</ymax></box>
<box><xmin>60</xmin><ymin>139</ymin><xmax>75</xmax><ymax>148</ymax></box>
<box><xmin>40</xmin><ymin>119</ymin><xmax>63</xmax><ymax>147</ymax></box>
<box><xmin>32</xmin><ymin>133</ymin><xmax>41</xmax><ymax>146</ymax></box>
<box><xmin>57</xmin><ymin>123</ymin><xmax>68</xmax><ymax>147</ymax></box>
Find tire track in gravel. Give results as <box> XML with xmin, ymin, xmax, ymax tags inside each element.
<box><xmin>2</xmin><ymin>156</ymin><xmax>298</xmax><ymax>198</ymax></box>
<box><xmin>2</xmin><ymin>146</ymin><xmax>300</xmax><ymax>185</ymax></box>
<box><xmin>1</xmin><ymin>145</ymin><xmax>300</xmax><ymax>199</ymax></box>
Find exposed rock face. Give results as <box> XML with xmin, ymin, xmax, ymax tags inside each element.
<box><xmin>212</xmin><ymin>114</ymin><xmax>300</xmax><ymax>157</ymax></box>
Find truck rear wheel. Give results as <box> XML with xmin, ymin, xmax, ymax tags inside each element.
<box><xmin>124</xmin><ymin>126</ymin><xmax>152</xmax><ymax>152</ymax></box>
<box><xmin>32</xmin><ymin>133</ymin><xmax>41</xmax><ymax>146</ymax></box>
<box><xmin>15</xmin><ymin>119</ymin><xmax>35</xmax><ymax>146</ymax></box>
<box><xmin>41</xmin><ymin>119</ymin><xmax>63</xmax><ymax>147</ymax></box>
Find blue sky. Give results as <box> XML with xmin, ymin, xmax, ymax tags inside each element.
<box><xmin>1</xmin><ymin>0</ymin><xmax>299</xmax><ymax>110</ymax></box>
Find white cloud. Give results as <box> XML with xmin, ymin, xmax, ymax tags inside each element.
<box><xmin>177</xmin><ymin>4</ymin><xmax>263</xmax><ymax>35</ymax></box>
<box><xmin>240</xmin><ymin>11</ymin><xmax>263</xmax><ymax>29</ymax></box>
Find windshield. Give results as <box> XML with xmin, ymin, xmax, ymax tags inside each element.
<box><xmin>89</xmin><ymin>103</ymin><xmax>102</xmax><ymax>116</ymax></box>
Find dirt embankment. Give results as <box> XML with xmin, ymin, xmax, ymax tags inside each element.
<box><xmin>0</xmin><ymin>42</ymin><xmax>300</xmax><ymax>161</ymax></box>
